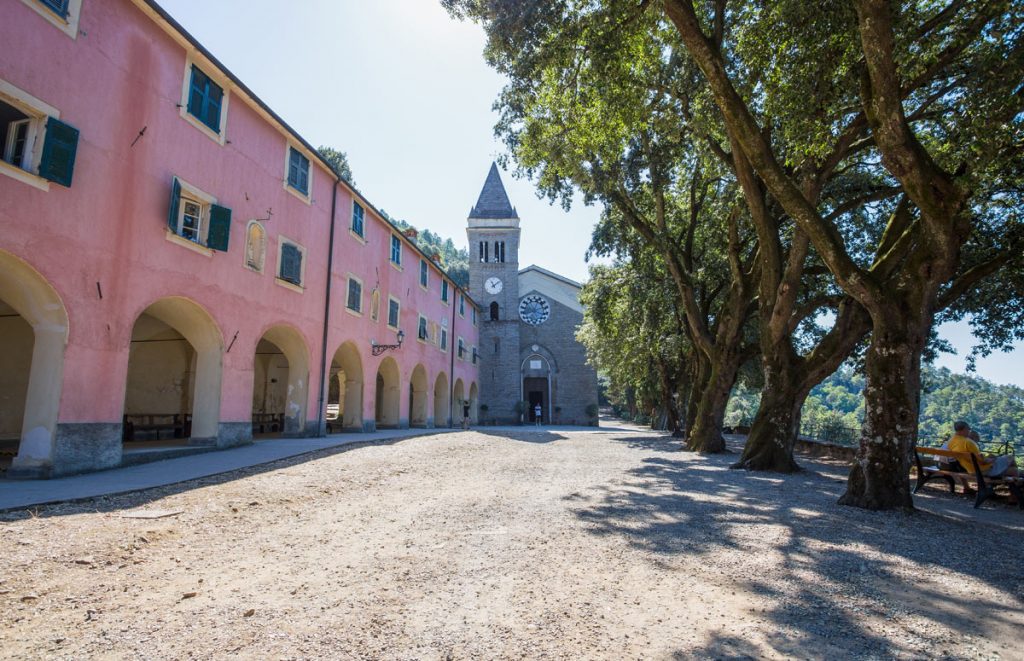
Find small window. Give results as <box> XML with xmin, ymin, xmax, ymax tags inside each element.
<box><xmin>478</xmin><ymin>241</ymin><xmax>489</xmax><ymax>263</ymax></box>
<box><xmin>286</xmin><ymin>146</ymin><xmax>310</xmax><ymax>195</ymax></box>
<box><xmin>459</xmin><ymin>295</ymin><xmax>465</xmax><ymax>317</ymax></box>
<box><xmin>419</xmin><ymin>259</ymin><xmax>428</xmax><ymax>288</ymax></box>
<box><xmin>440</xmin><ymin>328</ymin><xmax>448</xmax><ymax>352</ymax></box>
<box><xmin>351</xmin><ymin>201</ymin><xmax>364</xmax><ymax>237</ymax></box>
<box><xmin>370</xmin><ymin>289</ymin><xmax>381</xmax><ymax>321</ymax></box>
<box><xmin>22</xmin><ymin>0</ymin><xmax>81</xmax><ymax>38</ymax></box>
<box><xmin>418</xmin><ymin>315</ymin><xmax>428</xmax><ymax>341</ymax></box>
<box><xmin>441</xmin><ymin>280</ymin><xmax>450</xmax><ymax>304</ymax></box>
<box><xmin>346</xmin><ymin>277</ymin><xmax>362</xmax><ymax>313</ymax></box>
<box><xmin>472</xmin><ymin>347</ymin><xmax>478</xmax><ymax>364</ymax></box>
<box><xmin>472</xmin><ymin>307</ymin><xmax>477</xmax><ymax>325</ymax></box>
<box><xmin>278</xmin><ymin>241</ymin><xmax>304</xmax><ymax>286</ymax></box>
<box><xmin>390</xmin><ymin>235</ymin><xmax>402</xmax><ymax>265</ymax></box>
<box><xmin>493</xmin><ymin>241</ymin><xmax>506</xmax><ymax>263</ymax></box>
<box><xmin>457</xmin><ymin>337</ymin><xmax>465</xmax><ymax>359</ymax></box>
<box><xmin>489</xmin><ymin>301</ymin><xmax>499</xmax><ymax>320</ymax></box>
<box><xmin>388</xmin><ymin>297</ymin><xmax>400</xmax><ymax>329</ymax></box>
<box><xmin>0</xmin><ymin>92</ymin><xmax>79</xmax><ymax>188</ymax></box>
<box><xmin>187</xmin><ymin>65</ymin><xmax>223</xmax><ymax>134</ymax></box>
<box><xmin>167</xmin><ymin>177</ymin><xmax>231</xmax><ymax>251</ymax></box>
<box><xmin>245</xmin><ymin>221</ymin><xmax>266</xmax><ymax>272</ymax></box>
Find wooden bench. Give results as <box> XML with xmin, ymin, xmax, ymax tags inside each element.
<box><xmin>123</xmin><ymin>414</ymin><xmax>191</xmax><ymax>441</ymax></box>
<box><xmin>913</xmin><ymin>446</ymin><xmax>1023</xmax><ymax>509</ymax></box>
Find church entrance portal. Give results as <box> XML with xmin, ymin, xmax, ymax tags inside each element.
<box><xmin>524</xmin><ymin>378</ymin><xmax>547</xmax><ymax>424</ymax></box>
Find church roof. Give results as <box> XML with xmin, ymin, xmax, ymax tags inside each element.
<box><xmin>469</xmin><ymin>162</ymin><xmax>519</xmax><ymax>219</ymax></box>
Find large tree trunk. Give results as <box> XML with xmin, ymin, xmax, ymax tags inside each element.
<box><xmin>733</xmin><ymin>349</ymin><xmax>803</xmax><ymax>472</ymax></box>
<box><xmin>687</xmin><ymin>346</ymin><xmax>742</xmax><ymax>454</ymax></box>
<box><xmin>655</xmin><ymin>357</ymin><xmax>681</xmax><ymax>435</ymax></box>
<box><xmin>838</xmin><ymin>316</ymin><xmax>924</xmax><ymax>511</ymax></box>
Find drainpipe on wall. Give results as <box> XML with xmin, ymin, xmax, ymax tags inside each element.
<box><xmin>315</xmin><ymin>178</ymin><xmax>340</xmax><ymax>437</ymax></box>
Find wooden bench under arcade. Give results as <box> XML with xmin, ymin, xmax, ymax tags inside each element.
<box><xmin>913</xmin><ymin>446</ymin><xmax>1023</xmax><ymax>510</ymax></box>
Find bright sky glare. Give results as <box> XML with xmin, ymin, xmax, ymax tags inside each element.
<box><xmin>156</xmin><ymin>0</ymin><xmax>1023</xmax><ymax>388</ymax></box>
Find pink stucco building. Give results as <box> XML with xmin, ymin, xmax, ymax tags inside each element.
<box><xmin>0</xmin><ymin>0</ymin><xmax>480</xmax><ymax>479</ymax></box>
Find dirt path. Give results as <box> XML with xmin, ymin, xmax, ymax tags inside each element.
<box><xmin>1</xmin><ymin>427</ymin><xmax>1021</xmax><ymax>659</ymax></box>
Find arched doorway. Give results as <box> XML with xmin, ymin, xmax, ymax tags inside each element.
<box><xmin>374</xmin><ymin>357</ymin><xmax>400</xmax><ymax>428</ymax></box>
<box><xmin>327</xmin><ymin>341</ymin><xmax>363</xmax><ymax>432</ymax></box>
<box><xmin>123</xmin><ymin>297</ymin><xmax>222</xmax><ymax>446</ymax></box>
<box><xmin>409</xmin><ymin>364</ymin><xmax>428</xmax><ymax>428</ymax></box>
<box><xmin>521</xmin><ymin>354</ymin><xmax>552</xmax><ymax>424</ymax></box>
<box><xmin>0</xmin><ymin>250</ymin><xmax>68</xmax><ymax>477</ymax></box>
<box><xmin>252</xmin><ymin>325</ymin><xmax>309</xmax><ymax>437</ymax></box>
<box><xmin>468</xmin><ymin>382</ymin><xmax>479</xmax><ymax>425</ymax></box>
<box><xmin>453</xmin><ymin>378</ymin><xmax>465</xmax><ymax>425</ymax></box>
<box><xmin>433</xmin><ymin>372</ymin><xmax>449</xmax><ymax>428</ymax></box>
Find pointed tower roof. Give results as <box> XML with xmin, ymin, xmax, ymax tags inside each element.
<box><xmin>469</xmin><ymin>162</ymin><xmax>518</xmax><ymax>219</ymax></box>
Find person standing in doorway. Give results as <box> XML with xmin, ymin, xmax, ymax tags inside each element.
<box><xmin>462</xmin><ymin>401</ymin><xmax>470</xmax><ymax>430</ymax></box>
<box><xmin>534</xmin><ymin>402</ymin><xmax>542</xmax><ymax>426</ymax></box>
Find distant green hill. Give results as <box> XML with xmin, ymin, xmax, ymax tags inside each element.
<box><xmin>726</xmin><ymin>366</ymin><xmax>1024</xmax><ymax>450</ymax></box>
<box><xmin>379</xmin><ymin>212</ymin><xmax>469</xmax><ymax>289</ymax></box>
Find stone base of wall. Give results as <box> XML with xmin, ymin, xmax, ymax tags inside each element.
<box><xmin>216</xmin><ymin>422</ymin><xmax>252</xmax><ymax>449</ymax></box>
<box><xmin>363</xmin><ymin>420</ymin><xmax>376</xmax><ymax>433</ymax></box>
<box><xmin>794</xmin><ymin>437</ymin><xmax>857</xmax><ymax>462</ymax></box>
<box><xmin>47</xmin><ymin>423</ymin><xmax>122</xmax><ymax>478</ymax></box>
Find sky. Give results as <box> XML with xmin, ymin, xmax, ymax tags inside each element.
<box><xmin>158</xmin><ymin>0</ymin><xmax>1024</xmax><ymax>388</ymax></box>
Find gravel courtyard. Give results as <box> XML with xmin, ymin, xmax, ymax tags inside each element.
<box><xmin>1</xmin><ymin>425</ymin><xmax>1022</xmax><ymax>660</ymax></box>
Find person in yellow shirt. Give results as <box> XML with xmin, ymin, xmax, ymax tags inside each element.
<box><xmin>946</xmin><ymin>421</ymin><xmax>1018</xmax><ymax>478</ymax></box>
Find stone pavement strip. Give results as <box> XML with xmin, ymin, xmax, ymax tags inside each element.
<box><xmin>0</xmin><ymin>425</ymin><xmax>627</xmax><ymax>512</ymax></box>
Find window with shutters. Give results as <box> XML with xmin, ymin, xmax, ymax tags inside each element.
<box><xmin>390</xmin><ymin>235</ymin><xmax>402</xmax><ymax>267</ymax></box>
<box><xmin>472</xmin><ymin>307</ymin><xmax>477</xmax><ymax>326</ymax></box>
<box><xmin>276</xmin><ymin>238</ymin><xmax>306</xmax><ymax>290</ymax></box>
<box><xmin>346</xmin><ymin>276</ymin><xmax>363</xmax><ymax>314</ymax></box>
<box><xmin>20</xmin><ymin>0</ymin><xmax>82</xmax><ymax>38</ymax></box>
<box><xmin>441</xmin><ymin>280</ymin><xmax>450</xmax><ymax>304</ymax></box>
<box><xmin>458</xmin><ymin>295</ymin><xmax>465</xmax><ymax>317</ymax></box>
<box><xmin>179</xmin><ymin>57</ymin><xmax>229</xmax><ymax>143</ymax></box>
<box><xmin>417</xmin><ymin>315</ymin><xmax>429</xmax><ymax>342</ymax></box>
<box><xmin>285</xmin><ymin>145</ymin><xmax>311</xmax><ymax>200</ymax></box>
<box><xmin>457</xmin><ymin>337</ymin><xmax>465</xmax><ymax>360</ymax></box>
<box><xmin>387</xmin><ymin>297</ymin><xmax>401</xmax><ymax>330</ymax></box>
<box><xmin>245</xmin><ymin>221</ymin><xmax>266</xmax><ymax>272</ymax></box>
<box><xmin>419</xmin><ymin>259</ymin><xmax>428</xmax><ymax>289</ymax></box>
<box><xmin>351</xmin><ymin>201</ymin><xmax>365</xmax><ymax>239</ymax></box>
<box><xmin>0</xmin><ymin>84</ymin><xmax>79</xmax><ymax>190</ymax></box>
<box><xmin>440</xmin><ymin>329</ymin><xmax>448</xmax><ymax>353</ymax></box>
<box><xmin>166</xmin><ymin>176</ymin><xmax>231</xmax><ymax>255</ymax></box>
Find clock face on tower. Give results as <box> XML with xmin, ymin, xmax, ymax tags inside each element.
<box><xmin>484</xmin><ymin>277</ymin><xmax>503</xmax><ymax>294</ymax></box>
<box><xmin>519</xmin><ymin>295</ymin><xmax>551</xmax><ymax>325</ymax></box>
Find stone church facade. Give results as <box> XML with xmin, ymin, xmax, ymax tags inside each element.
<box><xmin>466</xmin><ymin>164</ymin><xmax>599</xmax><ymax>425</ymax></box>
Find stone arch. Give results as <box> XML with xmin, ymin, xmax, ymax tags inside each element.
<box><xmin>0</xmin><ymin>250</ymin><xmax>68</xmax><ymax>476</ymax></box>
<box><xmin>374</xmin><ymin>356</ymin><xmax>400</xmax><ymax>428</ymax></box>
<box><xmin>453</xmin><ymin>378</ymin><xmax>466</xmax><ymax>422</ymax></box>
<box><xmin>252</xmin><ymin>324</ymin><xmax>310</xmax><ymax>436</ymax></box>
<box><xmin>433</xmin><ymin>371</ymin><xmax>449</xmax><ymax>428</ymax></box>
<box><xmin>521</xmin><ymin>353</ymin><xmax>553</xmax><ymax>424</ymax></box>
<box><xmin>123</xmin><ymin>296</ymin><xmax>223</xmax><ymax>443</ymax></box>
<box><xmin>468</xmin><ymin>382</ymin><xmax>479</xmax><ymax>424</ymax></box>
<box><xmin>409</xmin><ymin>364</ymin><xmax>428</xmax><ymax>428</ymax></box>
<box><xmin>328</xmin><ymin>341</ymin><xmax>363</xmax><ymax>431</ymax></box>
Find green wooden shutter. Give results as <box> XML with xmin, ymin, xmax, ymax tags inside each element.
<box><xmin>281</xmin><ymin>244</ymin><xmax>301</xmax><ymax>284</ymax></box>
<box><xmin>206</xmin><ymin>204</ymin><xmax>232</xmax><ymax>251</ymax></box>
<box><xmin>167</xmin><ymin>177</ymin><xmax>182</xmax><ymax>233</ymax></box>
<box><xmin>39</xmin><ymin>117</ymin><xmax>79</xmax><ymax>187</ymax></box>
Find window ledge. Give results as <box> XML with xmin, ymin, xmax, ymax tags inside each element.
<box><xmin>0</xmin><ymin>161</ymin><xmax>50</xmax><ymax>191</ymax></box>
<box><xmin>165</xmin><ymin>230</ymin><xmax>213</xmax><ymax>256</ymax></box>
<box><xmin>390</xmin><ymin>261</ymin><xmax>403</xmax><ymax>272</ymax></box>
<box><xmin>344</xmin><ymin>307</ymin><xmax>362</xmax><ymax>318</ymax></box>
<box><xmin>419</xmin><ymin>283</ymin><xmax>429</xmax><ymax>292</ymax></box>
<box><xmin>284</xmin><ymin>181</ymin><xmax>312</xmax><ymax>205</ymax></box>
<box><xmin>179</xmin><ymin>107</ymin><xmax>226</xmax><ymax>146</ymax></box>
<box><xmin>275</xmin><ymin>277</ymin><xmax>304</xmax><ymax>293</ymax></box>
<box><xmin>349</xmin><ymin>229</ymin><xmax>366</xmax><ymax>244</ymax></box>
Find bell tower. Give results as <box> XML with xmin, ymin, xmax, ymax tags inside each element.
<box><xmin>467</xmin><ymin>162</ymin><xmax>522</xmax><ymax>422</ymax></box>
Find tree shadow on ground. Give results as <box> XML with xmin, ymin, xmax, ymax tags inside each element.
<box><xmin>567</xmin><ymin>443</ymin><xmax>1024</xmax><ymax>658</ymax></box>
<box><xmin>0</xmin><ymin>434</ymin><xmax>427</xmax><ymax>521</ymax></box>
<box><xmin>472</xmin><ymin>428</ymin><xmax>570</xmax><ymax>445</ymax></box>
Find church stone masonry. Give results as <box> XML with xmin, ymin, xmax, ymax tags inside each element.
<box><xmin>466</xmin><ymin>164</ymin><xmax>599</xmax><ymax>425</ymax></box>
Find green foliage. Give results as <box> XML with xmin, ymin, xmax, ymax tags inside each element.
<box><xmin>377</xmin><ymin>211</ymin><xmax>470</xmax><ymax>289</ymax></box>
<box><xmin>316</xmin><ymin>146</ymin><xmax>355</xmax><ymax>186</ymax></box>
